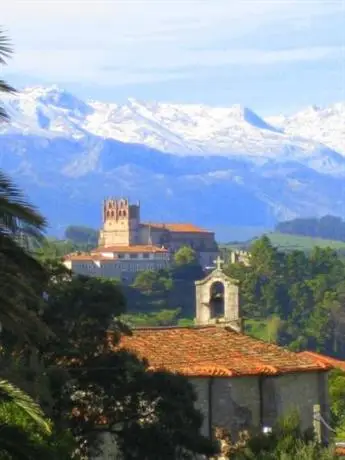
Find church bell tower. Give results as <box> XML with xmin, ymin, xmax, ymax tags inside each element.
<box><xmin>194</xmin><ymin>256</ymin><xmax>242</xmax><ymax>332</ymax></box>
<box><xmin>98</xmin><ymin>197</ymin><xmax>140</xmax><ymax>247</ymax></box>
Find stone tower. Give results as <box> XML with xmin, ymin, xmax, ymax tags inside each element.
<box><xmin>194</xmin><ymin>256</ymin><xmax>242</xmax><ymax>332</ymax></box>
<box><xmin>98</xmin><ymin>198</ymin><xmax>140</xmax><ymax>247</ymax></box>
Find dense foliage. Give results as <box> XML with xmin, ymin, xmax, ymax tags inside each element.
<box><xmin>223</xmin><ymin>236</ymin><xmax>345</xmax><ymax>357</ymax></box>
<box><xmin>226</xmin><ymin>412</ymin><xmax>336</xmax><ymax>460</ymax></box>
<box><xmin>276</xmin><ymin>215</ymin><xmax>345</xmax><ymax>242</ymax></box>
<box><xmin>35</xmin><ymin>235</ymin><xmax>345</xmax><ymax>359</ymax></box>
<box><xmin>0</xmin><ymin>175</ymin><xmax>217</xmax><ymax>459</ymax></box>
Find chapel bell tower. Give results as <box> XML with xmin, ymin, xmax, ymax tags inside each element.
<box><xmin>194</xmin><ymin>256</ymin><xmax>242</xmax><ymax>332</ymax></box>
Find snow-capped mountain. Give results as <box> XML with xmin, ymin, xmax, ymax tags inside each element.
<box><xmin>266</xmin><ymin>103</ymin><xmax>345</xmax><ymax>157</ymax></box>
<box><xmin>1</xmin><ymin>85</ymin><xmax>345</xmax><ymax>236</ymax></box>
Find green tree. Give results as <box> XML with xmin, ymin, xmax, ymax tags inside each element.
<box><xmin>250</xmin><ymin>236</ymin><xmax>282</xmax><ymax>277</ymax></box>
<box><xmin>329</xmin><ymin>369</ymin><xmax>345</xmax><ymax>440</ymax></box>
<box><xmin>224</xmin><ymin>236</ymin><xmax>345</xmax><ymax>356</ymax></box>
<box><xmin>132</xmin><ymin>270</ymin><xmax>173</xmax><ymax>295</ymax></box>
<box><xmin>0</xmin><ymin>380</ymin><xmax>76</xmax><ymax>460</ymax></box>
<box><xmin>173</xmin><ymin>245</ymin><xmax>198</xmax><ymax>266</ymax></box>
<box><xmin>35</xmin><ymin>238</ymin><xmax>76</xmax><ymax>261</ymax></box>
<box><xmin>120</xmin><ymin>308</ymin><xmax>181</xmax><ymax>327</ymax></box>
<box><xmin>0</xmin><ymin>30</ymin><xmax>50</xmax><ymax>344</ymax></box>
<box><xmin>39</xmin><ymin>275</ymin><xmax>216</xmax><ymax>459</ymax></box>
<box><xmin>230</xmin><ymin>412</ymin><xmax>335</xmax><ymax>460</ymax></box>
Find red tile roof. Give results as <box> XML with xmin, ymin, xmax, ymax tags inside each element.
<box><xmin>336</xmin><ymin>446</ymin><xmax>345</xmax><ymax>456</ymax></box>
<box><xmin>299</xmin><ymin>351</ymin><xmax>345</xmax><ymax>372</ymax></box>
<box><xmin>114</xmin><ymin>326</ymin><xmax>331</xmax><ymax>378</ymax></box>
<box><xmin>142</xmin><ymin>222</ymin><xmax>213</xmax><ymax>234</ymax></box>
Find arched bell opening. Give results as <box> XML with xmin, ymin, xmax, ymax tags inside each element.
<box><xmin>209</xmin><ymin>281</ymin><xmax>225</xmax><ymax>318</ymax></box>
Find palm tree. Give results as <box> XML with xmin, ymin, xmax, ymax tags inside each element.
<box><xmin>0</xmin><ymin>379</ymin><xmax>51</xmax><ymax>433</ymax></box>
<box><xmin>0</xmin><ymin>28</ymin><xmax>16</xmax><ymax>121</ymax></box>
<box><xmin>0</xmin><ymin>28</ymin><xmax>63</xmax><ymax>460</ymax></box>
<box><xmin>0</xmin><ymin>169</ymin><xmax>53</xmax><ymax>344</ymax></box>
<box><xmin>0</xmin><ymin>28</ymin><xmax>53</xmax><ymax>344</ymax></box>
<box><xmin>0</xmin><ymin>379</ymin><xmax>56</xmax><ymax>459</ymax></box>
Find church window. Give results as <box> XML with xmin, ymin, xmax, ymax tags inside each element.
<box><xmin>209</xmin><ymin>281</ymin><xmax>225</xmax><ymax>318</ymax></box>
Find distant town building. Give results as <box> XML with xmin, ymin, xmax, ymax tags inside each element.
<box><xmin>63</xmin><ymin>197</ymin><xmax>219</xmax><ymax>282</ymax></box>
<box><xmin>63</xmin><ymin>245</ymin><xmax>170</xmax><ymax>284</ymax></box>
<box><xmin>230</xmin><ymin>249</ymin><xmax>251</xmax><ymax>266</ymax></box>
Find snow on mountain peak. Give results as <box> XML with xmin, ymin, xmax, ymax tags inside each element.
<box><xmin>266</xmin><ymin>100</ymin><xmax>345</xmax><ymax>156</ymax></box>
<box><xmin>2</xmin><ymin>85</ymin><xmax>345</xmax><ymax>175</ymax></box>
<box><xmin>0</xmin><ymin>85</ymin><xmax>93</xmax><ymax>136</ymax></box>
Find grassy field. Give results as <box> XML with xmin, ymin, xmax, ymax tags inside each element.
<box><xmin>266</xmin><ymin>232</ymin><xmax>345</xmax><ymax>252</ymax></box>
<box><xmin>222</xmin><ymin>232</ymin><xmax>345</xmax><ymax>253</ymax></box>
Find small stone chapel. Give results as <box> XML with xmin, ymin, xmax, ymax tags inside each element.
<box><xmin>118</xmin><ymin>257</ymin><xmax>332</xmax><ymax>442</ymax></box>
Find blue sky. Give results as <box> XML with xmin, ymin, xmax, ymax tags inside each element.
<box><xmin>2</xmin><ymin>0</ymin><xmax>345</xmax><ymax>115</ymax></box>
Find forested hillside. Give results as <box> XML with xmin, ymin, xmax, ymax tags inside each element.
<box><xmin>276</xmin><ymin>215</ymin><xmax>345</xmax><ymax>241</ymax></box>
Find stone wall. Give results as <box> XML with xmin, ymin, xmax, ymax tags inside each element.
<box><xmin>212</xmin><ymin>377</ymin><xmax>261</xmax><ymax>436</ymax></box>
<box><xmin>188</xmin><ymin>376</ymin><xmax>261</xmax><ymax>438</ymax></box>
<box><xmin>189</xmin><ymin>377</ymin><xmax>210</xmax><ymax>437</ymax></box>
<box><xmin>188</xmin><ymin>372</ymin><xmax>329</xmax><ymax>442</ymax></box>
<box><xmin>262</xmin><ymin>371</ymin><xmax>329</xmax><ymax>438</ymax></box>
<box><xmin>91</xmin><ymin>372</ymin><xmax>329</xmax><ymax>458</ymax></box>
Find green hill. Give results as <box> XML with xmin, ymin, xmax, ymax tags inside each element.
<box><xmin>266</xmin><ymin>232</ymin><xmax>345</xmax><ymax>252</ymax></box>
<box><xmin>222</xmin><ymin>232</ymin><xmax>345</xmax><ymax>253</ymax></box>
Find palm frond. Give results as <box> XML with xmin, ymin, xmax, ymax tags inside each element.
<box><xmin>0</xmin><ymin>28</ymin><xmax>15</xmax><ymax>123</ymax></box>
<box><xmin>0</xmin><ymin>79</ymin><xmax>15</xmax><ymax>94</ymax></box>
<box><xmin>0</xmin><ymin>170</ymin><xmax>46</xmax><ymax>236</ymax></box>
<box><xmin>0</xmin><ymin>380</ymin><xmax>51</xmax><ymax>434</ymax></box>
<box><xmin>0</xmin><ymin>29</ymin><xmax>13</xmax><ymax>65</ymax></box>
<box><xmin>0</xmin><ymin>423</ymin><xmax>50</xmax><ymax>460</ymax></box>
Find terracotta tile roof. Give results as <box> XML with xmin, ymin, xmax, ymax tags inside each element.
<box><xmin>113</xmin><ymin>326</ymin><xmax>331</xmax><ymax>378</ymax></box>
<box><xmin>142</xmin><ymin>222</ymin><xmax>213</xmax><ymax>234</ymax></box>
<box><xmin>91</xmin><ymin>245</ymin><xmax>168</xmax><ymax>254</ymax></box>
<box><xmin>335</xmin><ymin>446</ymin><xmax>345</xmax><ymax>457</ymax></box>
<box><xmin>299</xmin><ymin>351</ymin><xmax>345</xmax><ymax>372</ymax></box>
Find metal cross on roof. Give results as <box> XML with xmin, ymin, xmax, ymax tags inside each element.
<box><xmin>213</xmin><ymin>255</ymin><xmax>224</xmax><ymax>270</ymax></box>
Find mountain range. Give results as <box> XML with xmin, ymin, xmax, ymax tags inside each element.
<box><xmin>1</xmin><ymin>85</ymin><xmax>345</xmax><ymax>241</ymax></box>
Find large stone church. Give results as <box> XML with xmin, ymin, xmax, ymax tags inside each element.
<box><xmin>64</xmin><ymin>197</ymin><xmax>219</xmax><ymax>283</ymax></box>
<box><xmin>98</xmin><ymin>197</ymin><xmax>218</xmax><ymax>266</ymax></box>
<box><xmin>115</xmin><ymin>257</ymin><xmax>333</xmax><ymax>447</ymax></box>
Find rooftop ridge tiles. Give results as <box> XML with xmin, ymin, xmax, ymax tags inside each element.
<box><xmin>114</xmin><ymin>326</ymin><xmax>332</xmax><ymax>377</ymax></box>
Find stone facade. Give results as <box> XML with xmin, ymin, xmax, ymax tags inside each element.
<box><xmin>98</xmin><ymin>197</ymin><xmax>218</xmax><ymax>267</ymax></box>
<box><xmin>99</xmin><ymin>198</ymin><xmax>141</xmax><ymax>247</ymax></box>
<box><xmin>195</xmin><ymin>258</ymin><xmax>242</xmax><ymax>332</ymax></box>
<box><xmin>63</xmin><ymin>245</ymin><xmax>170</xmax><ymax>284</ymax></box>
<box><xmin>230</xmin><ymin>250</ymin><xmax>251</xmax><ymax>266</ymax></box>
<box><xmin>93</xmin><ymin>372</ymin><xmax>330</xmax><ymax>459</ymax></box>
<box><xmin>190</xmin><ymin>372</ymin><xmax>329</xmax><ymax>443</ymax></box>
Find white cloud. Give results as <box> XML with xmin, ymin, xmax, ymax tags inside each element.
<box><xmin>1</xmin><ymin>0</ymin><xmax>344</xmax><ymax>86</ymax></box>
